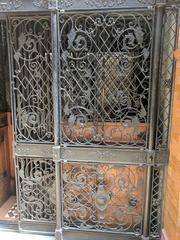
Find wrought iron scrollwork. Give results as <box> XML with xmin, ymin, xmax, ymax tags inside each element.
<box><xmin>0</xmin><ymin>0</ymin><xmax>22</xmax><ymax>11</ymax></box>
<box><xmin>17</xmin><ymin>157</ymin><xmax>56</xmax><ymax>222</ymax></box>
<box><xmin>60</xmin><ymin>12</ymin><xmax>152</xmax><ymax>147</ymax></box>
<box><xmin>9</xmin><ymin>16</ymin><xmax>54</xmax><ymax>142</ymax></box>
<box><xmin>63</xmin><ymin>162</ymin><xmax>145</xmax><ymax>234</ymax></box>
<box><xmin>85</xmin><ymin>0</ymin><xmax>126</xmax><ymax>8</ymax></box>
<box><xmin>33</xmin><ymin>0</ymin><xmax>48</xmax><ymax>8</ymax></box>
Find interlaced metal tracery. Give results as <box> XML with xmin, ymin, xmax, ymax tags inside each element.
<box><xmin>17</xmin><ymin>157</ymin><xmax>56</xmax><ymax>222</ymax></box>
<box><xmin>1</xmin><ymin>0</ymin><xmax>179</xmax><ymax>239</ymax></box>
<box><xmin>60</xmin><ymin>12</ymin><xmax>152</xmax><ymax>147</ymax></box>
<box><xmin>9</xmin><ymin>16</ymin><xmax>54</xmax><ymax>142</ymax></box>
<box><xmin>63</xmin><ymin>162</ymin><xmax>145</xmax><ymax>234</ymax></box>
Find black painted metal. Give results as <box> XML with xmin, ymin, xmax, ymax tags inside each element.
<box><xmin>0</xmin><ymin>0</ymin><xmax>178</xmax><ymax>239</ymax></box>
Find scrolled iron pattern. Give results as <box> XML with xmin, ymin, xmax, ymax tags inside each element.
<box><xmin>149</xmin><ymin>165</ymin><xmax>164</xmax><ymax>238</ymax></box>
<box><xmin>9</xmin><ymin>16</ymin><xmax>54</xmax><ymax>142</ymax></box>
<box><xmin>0</xmin><ymin>0</ymin><xmax>22</xmax><ymax>11</ymax></box>
<box><xmin>156</xmin><ymin>8</ymin><xmax>178</xmax><ymax>149</ymax></box>
<box><xmin>59</xmin><ymin>12</ymin><xmax>152</xmax><ymax>147</ymax></box>
<box><xmin>33</xmin><ymin>0</ymin><xmax>49</xmax><ymax>8</ymax></box>
<box><xmin>85</xmin><ymin>0</ymin><xmax>126</xmax><ymax>8</ymax></box>
<box><xmin>17</xmin><ymin>157</ymin><xmax>56</xmax><ymax>222</ymax></box>
<box><xmin>62</xmin><ymin>162</ymin><xmax>145</xmax><ymax>234</ymax></box>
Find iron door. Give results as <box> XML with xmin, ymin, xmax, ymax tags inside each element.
<box><xmin>6</xmin><ymin>1</ymin><xmax>179</xmax><ymax>240</ymax></box>
<box><xmin>51</xmin><ymin>5</ymin><xmax>179</xmax><ymax>240</ymax></box>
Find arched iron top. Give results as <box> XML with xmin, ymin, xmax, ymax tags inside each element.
<box><xmin>0</xmin><ymin>0</ymin><xmax>179</xmax><ymax>13</ymax></box>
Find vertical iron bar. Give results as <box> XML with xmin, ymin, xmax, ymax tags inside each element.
<box><xmin>143</xmin><ymin>5</ymin><xmax>164</xmax><ymax>238</ymax></box>
<box><xmin>51</xmin><ymin>10</ymin><xmax>62</xmax><ymax>240</ymax></box>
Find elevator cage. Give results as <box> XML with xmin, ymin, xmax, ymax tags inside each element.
<box><xmin>0</xmin><ymin>0</ymin><xmax>179</xmax><ymax>240</ymax></box>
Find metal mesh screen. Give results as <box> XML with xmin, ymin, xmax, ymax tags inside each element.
<box><xmin>59</xmin><ymin>11</ymin><xmax>153</xmax><ymax>148</ymax></box>
<box><xmin>16</xmin><ymin>157</ymin><xmax>56</xmax><ymax>222</ymax></box>
<box><xmin>149</xmin><ymin>165</ymin><xmax>164</xmax><ymax>238</ymax></box>
<box><xmin>9</xmin><ymin>15</ymin><xmax>54</xmax><ymax>142</ymax></box>
<box><xmin>156</xmin><ymin>8</ymin><xmax>178</xmax><ymax>149</ymax></box>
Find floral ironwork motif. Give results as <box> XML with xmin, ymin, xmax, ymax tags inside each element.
<box><xmin>137</xmin><ymin>0</ymin><xmax>155</xmax><ymax>4</ymax></box>
<box><xmin>63</xmin><ymin>162</ymin><xmax>145</xmax><ymax>233</ymax></box>
<box><xmin>33</xmin><ymin>0</ymin><xmax>48</xmax><ymax>8</ymax></box>
<box><xmin>17</xmin><ymin>157</ymin><xmax>56</xmax><ymax>221</ymax></box>
<box><xmin>9</xmin><ymin>16</ymin><xmax>54</xmax><ymax>142</ymax></box>
<box><xmin>60</xmin><ymin>12</ymin><xmax>152</xmax><ymax>147</ymax></box>
<box><xmin>85</xmin><ymin>0</ymin><xmax>126</xmax><ymax>8</ymax></box>
<box><xmin>0</xmin><ymin>0</ymin><xmax>22</xmax><ymax>11</ymax></box>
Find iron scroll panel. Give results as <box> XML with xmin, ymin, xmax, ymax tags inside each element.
<box><xmin>16</xmin><ymin>156</ymin><xmax>56</xmax><ymax>222</ymax></box>
<box><xmin>9</xmin><ymin>15</ymin><xmax>54</xmax><ymax>143</ymax></box>
<box><xmin>62</xmin><ymin>161</ymin><xmax>146</xmax><ymax>236</ymax></box>
<box><xmin>59</xmin><ymin>10</ymin><xmax>153</xmax><ymax>148</ymax></box>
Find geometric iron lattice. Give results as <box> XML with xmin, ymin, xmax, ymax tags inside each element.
<box><xmin>9</xmin><ymin>15</ymin><xmax>54</xmax><ymax>142</ymax></box>
<box><xmin>156</xmin><ymin>8</ymin><xmax>178</xmax><ymax>149</ymax></box>
<box><xmin>16</xmin><ymin>157</ymin><xmax>56</xmax><ymax>222</ymax></box>
<box><xmin>149</xmin><ymin>165</ymin><xmax>164</xmax><ymax>239</ymax></box>
<box><xmin>60</xmin><ymin>12</ymin><xmax>153</xmax><ymax>148</ymax></box>
<box><xmin>63</xmin><ymin>162</ymin><xmax>145</xmax><ymax>235</ymax></box>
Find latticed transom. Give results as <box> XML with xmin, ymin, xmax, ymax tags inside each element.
<box><xmin>60</xmin><ymin>12</ymin><xmax>153</xmax><ymax>147</ymax></box>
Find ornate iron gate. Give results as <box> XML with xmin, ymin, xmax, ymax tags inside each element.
<box><xmin>1</xmin><ymin>0</ymin><xmax>179</xmax><ymax>239</ymax></box>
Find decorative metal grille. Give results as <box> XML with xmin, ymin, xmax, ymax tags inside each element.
<box><xmin>0</xmin><ymin>20</ymin><xmax>9</xmax><ymax>112</ymax></box>
<box><xmin>60</xmin><ymin>11</ymin><xmax>152</xmax><ymax>148</ymax></box>
<box><xmin>16</xmin><ymin>157</ymin><xmax>56</xmax><ymax>222</ymax></box>
<box><xmin>156</xmin><ymin>8</ymin><xmax>178</xmax><ymax>149</ymax></box>
<box><xmin>9</xmin><ymin>15</ymin><xmax>54</xmax><ymax>142</ymax></box>
<box><xmin>62</xmin><ymin>162</ymin><xmax>145</xmax><ymax>235</ymax></box>
<box><xmin>149</xmin><ymin>165</ymin><xmax>164</xmax><ymax>238</ymax></box>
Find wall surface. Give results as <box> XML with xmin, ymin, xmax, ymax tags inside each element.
<box><xmin>163</xmin><ymin>33</ymin><xmax>180</xmax><ymax>240</ymax></box>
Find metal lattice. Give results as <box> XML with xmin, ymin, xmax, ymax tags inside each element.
<box><xmin>16</xmin><ymin>157</ymin><xmax>56</xmax><ymax>222</ymax></box>
<box><xmin>9</xmin><ymin>15</ymin><xmax>54</xmax><ymax>142</ymax></box>
<box><xmin>156</xmin><ymin>8</ymin><xmax>178</xmax><ymax>149</ymax></box>
<box><xmin>62</xmin><ymin>162</ymin><xmax>145</xmax><ymax>234</ymax></box>
<box><xmin>149</xmin><ymin>165</ymin><xmax>164</xmax><ymax>238</ymax></box>
<box><xmin>60</xmin><ymin>12</ymin><xmax>153</xmax><ymax>148</ymax></box>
